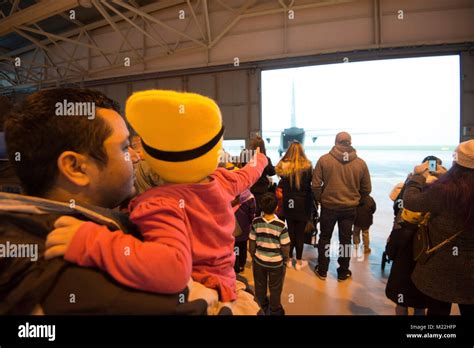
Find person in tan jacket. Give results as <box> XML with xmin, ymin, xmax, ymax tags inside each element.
<box><xmin>312</xmin><ymin>132</ymin><xmax>371</xmax><ymax>281</ymax></box>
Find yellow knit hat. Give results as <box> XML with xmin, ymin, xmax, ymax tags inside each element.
<box><xmin>126</xmin><ymin>90</ymin><xmax>224</xmax><ymax>184</ymax></box>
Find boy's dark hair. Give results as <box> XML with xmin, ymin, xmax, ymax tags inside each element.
<box><xmin>259</xmin><ymin>192</ymin><xmax>278</xmax><ymax>215</ymax></box>
<box><xmin>4</xmin><ymin>88</ymin><xmax>120</xmax><ymax>197</ymax></box>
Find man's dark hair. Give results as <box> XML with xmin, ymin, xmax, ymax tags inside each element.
<box><xmin>260</xmin><ymin>192</ymin><xmax>278</xmax><ymax>215</ymax></box>
<box><xmin>4</xmin><ymin>88</ymin><xmax>120</xmax><ymax>196</ymax></box>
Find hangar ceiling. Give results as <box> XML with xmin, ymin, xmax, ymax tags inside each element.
<box><xmin>0</xmin><ymin>0</ymin><xmax>473</xmax><ymax>92</ymax></box>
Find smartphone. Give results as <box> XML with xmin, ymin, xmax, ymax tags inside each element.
<box><xmin>428</xmin><ymin>159</ymin><xmax>437</xmax><ymax>172</ymax></box>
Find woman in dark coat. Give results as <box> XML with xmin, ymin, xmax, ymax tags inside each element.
<box><xmin>402</xmin><ymin>140</ymin><xmax>474</xmax><ymax>315</ymax></box>
<box><xmin>275</xmin><ymin>141</ymin><xmax>313</xmax><ymax>271</ymax></box>
<box><xmin>385</xmin><ymin>210</ymin><xmax>429</xmax><ymax>314</ymax></box>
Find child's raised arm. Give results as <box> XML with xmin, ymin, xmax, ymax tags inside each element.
<box><xmin>215</xmin><ymin>150</ymin><xmax>268</xmax><ymax>198</ymax></box>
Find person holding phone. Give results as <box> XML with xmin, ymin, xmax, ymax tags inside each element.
<box><xmin>402</xmin><ymin>141</ymin><xmax>474</xmax><ymax>315</ymax></box>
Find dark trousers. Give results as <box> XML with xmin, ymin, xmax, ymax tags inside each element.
<box><xmin>427</xmin><ymin>299</ymin><xmax>474</xmax><ymax>315</ymax></box>
<box><xmin>286</xmin><ymin>219</ymin><xmax>306</xmax><ymax>260</ymax></box>
<box><xmin>234</xmin><ymin>240</ymin><xmax>248</xmax><ymax>272</ymax></box>
<box><xmin>252</xmin><ymin>261</ymin><xmax>286</xmax><ymax>315</ymax></box>
<box><xmin>253</xmin><ymin>192</ymin><xmax>264</xmax><ymax>216</ymax></box>
<box><xmin>317</xmin><ymin>207</ymin><xmax>356</xmax><ymax>274</ymax></box>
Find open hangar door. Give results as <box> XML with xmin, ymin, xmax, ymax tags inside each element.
<box><xmin>461</xmin><ymin>50</ymin><xmax>474</xmax><ymax>142</ymax></box>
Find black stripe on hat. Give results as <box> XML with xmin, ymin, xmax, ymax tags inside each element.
<box><xmin>141</xmin><ymin>126</ymin><xmax>225</xmax><ymax>162</ymax></box>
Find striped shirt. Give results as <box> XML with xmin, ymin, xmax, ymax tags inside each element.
<box><xmin>249</xmin><ymin>215</ymin><xmax>290</xmax><ymax>268</ymax></box>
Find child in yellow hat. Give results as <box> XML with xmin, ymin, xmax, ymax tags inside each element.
<box><xmin>48</xmin><ymin>90</ymin><xmax>268</xmax><ymax>302</ymax></box>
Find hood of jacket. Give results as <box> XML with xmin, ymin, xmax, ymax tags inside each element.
<box><xmin>330</xmin><ymin>144</ymin><xmax>358</xmax><ymax>163</ymax></box>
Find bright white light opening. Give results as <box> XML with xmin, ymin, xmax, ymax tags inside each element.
<box><xmin>261</xmin><ymin>55</ymin><xmax>460</xmax><ymax>149</ymax></box>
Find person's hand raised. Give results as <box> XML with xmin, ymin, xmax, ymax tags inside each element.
<box><xmin>413</xmin><ymin>162</ymin><xmax>429</xmax><ymax>178</ymax></box>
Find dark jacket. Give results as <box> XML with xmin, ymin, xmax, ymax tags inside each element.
<box><xmin>250</xmin><ymin>156</ymin><xmax>275</xmax><ymax>194</ymax></box>
<box><xmin>0</xmin><ymin>192</ymin><xmax>206</xmax><ymax>315</ymax></box>
<box><xmin>312</xmin><ymin>144</ymin><xmax>371</xmax><ymax>210</ymax></box>
<box><xmin>234</xmin><ymin>190</ymin><xmax>256</xmax><ymax>243</ymax></box>
<box><xmin>385</xmin><ymin>213</ymin><xmax>429</xmax><ymax>308</ymax></box>
<box><xmin>276</xmin><ymin>162</ymin><xmax>313</xmax><ymax>222</ymax></box>
<box><xmin>403</xmin><ymin>175</ymin><xmax>474</xmax><ymax>305</ymax></box>
<box><xmin>354</xmin><ymin>195</ymin><xmax>376</xmax><ymax>230</ymax></box>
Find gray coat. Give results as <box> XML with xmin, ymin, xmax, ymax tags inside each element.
<box><xmin>403</xmin><ymin>175</ymin><xmax>474</xmax><ymax>304</ymax></box>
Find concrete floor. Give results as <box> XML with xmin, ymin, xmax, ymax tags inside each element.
<box><xmin>241</xmin><ymin>176</ymin><xmax>461</xmax><ymax>315</ymax></box>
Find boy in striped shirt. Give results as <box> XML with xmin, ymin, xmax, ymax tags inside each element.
<box><xmin>249</xmin><ymin>192</ymin><xmax>290</xmax><ymax>315</ymax></box>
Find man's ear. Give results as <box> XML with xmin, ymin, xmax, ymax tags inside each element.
<box><xmin>56</xmin><ymin>151</ymin><xmax>91</xmax><ymax>187</ymax></box>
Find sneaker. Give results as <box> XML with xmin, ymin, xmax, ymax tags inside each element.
<box><xmin>314</xmin><ymin>265</ymin><xmax>327</xmax><ymax>280</ymax></box>
<box><xmin>295</xmin><ymin>260</ymin><xmax>308</xmax><ymax>271</ymax></box>
<box><xmin>337</xmin><ymin>270</ymin><xmax>352</xmax><ymax>282</ymax></box>
<box><xmin>286</xmin><ymin>260</ymin><xmax>293</xmax><ymax>268</ymax></box>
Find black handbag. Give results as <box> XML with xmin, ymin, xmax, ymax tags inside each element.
<box><xmin>413</xmin><ymin>214</ymin><xmax>463</xmax><ymax>264</ymax></box>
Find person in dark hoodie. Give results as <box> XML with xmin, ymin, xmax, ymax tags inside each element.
<box><xmin>0</xmin><ymin>88</ymin><xmax>206</xmax><ymax>315</ymax></box>
<box><xmin>232</xmin><ymin>188</ymin><xmax>256</xmax><ymax>273</ymax></box>
<box><xmin>353</xmin><ymin>194</ymin><xmax>376</xmax><ymax>254</ymax></box>
<box><xmin>312</xmin><ymin>132</ymin><xmax>371</xmax><ymax>281</ymax></box>
<box><xmin>248</xmin><ymin>136</ymin><xmax>275</xmax><ymax>215</ymax></box>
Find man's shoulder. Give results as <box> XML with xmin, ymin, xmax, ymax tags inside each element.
<box><xmin>318</xmin><ymin>153</ymin><xmax>333</xmax><ymax>162</ymax></box>
<box><xmin>351</xmin><ymin>156</ymin><xmax>369</xmax><ymax>171</ymax></box>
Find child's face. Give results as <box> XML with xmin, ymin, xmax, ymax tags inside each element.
<box><xmin>131</xmin><ymin>136</ymin><xmax>145</xmax><ymax>160</ymax></box>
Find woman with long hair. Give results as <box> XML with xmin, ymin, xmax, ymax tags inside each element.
<box><xmin>276</xmin><ymin>141</ymin><xmax>313</xmax><ymax>270</ymax></box>
<box><xmin>403</xmin><ymin>140</ymin><xmax>474</xmax><ymax>315</ymax></box>
<box><xmin>248</xmin><ymin>136</ymin><xmax>276</xmax><ymax>215</ymax></box>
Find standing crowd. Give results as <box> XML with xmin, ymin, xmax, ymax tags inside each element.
<box><xmin>0</xmin><ymin>89</ymin><xmax>472</xmax><ymax>316</ymax></box>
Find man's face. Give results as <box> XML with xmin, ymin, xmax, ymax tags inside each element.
<box><xmin>88</xmin><ymin>108</ymin><xmax>138</xmax><ymax>208</ymax></box>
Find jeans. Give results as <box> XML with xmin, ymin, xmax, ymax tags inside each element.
<box><xmin>252</xmin><ymin>260</ymin><xmax>286</xmax><ymax>315</ymax></box>
<box><xmin>317</xmin><ymin>206</ymin><xmax>356</xmax><ymax>274</ymax></box>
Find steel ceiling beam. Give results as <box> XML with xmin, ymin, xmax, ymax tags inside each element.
<box><xmin>0</xmin><ymin>0</ymin><xmax>78</xmax><ymax>37</ymax></box>
<box><xmin>112</xmin><ymin>0</ymin><xmax>207</xmax><ymax>48</ymax></box>
<box><xmin>7</xmin><ymin>0</ymin><xmax>187</xmax><ymax>57</ymax></box>
<box><xmin>92</xmin><ymin>0</ymin><xmax>145</xmax><ymax>63</ymax></box>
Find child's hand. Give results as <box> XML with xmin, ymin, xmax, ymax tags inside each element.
<box><xmin>44</xmin><ymin>216</ymin><xmax>85</xmax><ymax>260</ymax></box>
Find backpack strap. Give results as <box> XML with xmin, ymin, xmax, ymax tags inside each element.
<box><xmin>426</xmin><ymin>230</ymin><xmax>463</xmax><ymax>255</ymax></box>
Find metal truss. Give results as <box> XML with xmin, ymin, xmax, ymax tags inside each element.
<box><xmin>0</xmin><ymin>0</ymin><xmax>359</xmax><ymax>90</ymax></box>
